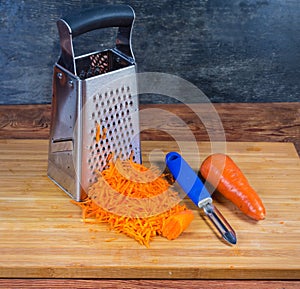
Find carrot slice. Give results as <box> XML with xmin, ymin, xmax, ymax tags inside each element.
<box><xmin>162</xmin><ymin>210</ymin><xmax>194</xmax><ymax>240</ymax></box>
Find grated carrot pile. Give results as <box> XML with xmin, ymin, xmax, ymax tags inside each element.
<box><xmin>72</xmin><ymin>158</ymin><xmax>194</xmax><ymax>247</ymax></box>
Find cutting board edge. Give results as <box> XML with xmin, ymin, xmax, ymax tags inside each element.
<box><xmin>1</xmin><ymin>265</ymin><xmax>299</xmax><ymax>280</ymax></box>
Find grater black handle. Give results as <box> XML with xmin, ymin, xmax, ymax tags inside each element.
<box><xmin>57</xmin><ymin>5</ymin><xmax>135</xmax><ymax>74</ymax></box>
<box><xmin>62</xmin><ymin>4</ymin><xmax>135</xmax><ymax>38</ymax></box>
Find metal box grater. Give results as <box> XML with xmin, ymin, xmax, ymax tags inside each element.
<box><xmin>48</xmin><ymin>5</ymin><xmax>141</xmax><ymax>201</ymax></box>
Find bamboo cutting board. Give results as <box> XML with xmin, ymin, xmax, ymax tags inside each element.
<box><xmin>0</xmin><ymin>139</ymin><xmax>299</xmax><ymax>279</ymax></box>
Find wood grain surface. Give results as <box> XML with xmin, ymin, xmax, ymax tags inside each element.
<box><xmin>0</xmin><ymin>139</ymin><xmax>299</xmax><ymax>280</ymax></box>
<box><xmin>0</xmin><ymin>103</ymin><xmax>299</xmax><ymax>155</ymax></box>
<box><xmin>0</xmin><ymin>279</ymin><xmax>299</xmax><ymax>289</ymax></box>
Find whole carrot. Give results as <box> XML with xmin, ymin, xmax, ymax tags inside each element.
<box><xmin>200</xmin><ymin>154</ymin><xmax>266</xmax><ymax>221</ymax></box>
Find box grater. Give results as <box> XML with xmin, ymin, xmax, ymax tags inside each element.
<box><xmin>48</xmin><ymin>5</ymin><xmax>141</xmax><ymax>201</ymax></box>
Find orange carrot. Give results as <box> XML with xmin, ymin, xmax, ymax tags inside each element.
<box><xmin>95</xmin><ymin>123</ymin><xmax>101</xmax><ymax>142</ymax></box>
<box><xmin>73</xmin><ymin>158</ymin><xmax>193</xmax><ymax>247</ymax></box>
<box><xmin>162</xmin><ymin>210</ymin><xmax>194</xmax><ymax>240</ymax></box>
<box><xmin>102</xmin><ymin>127</ymin><xmax>107</xmax><ymax>140</ymax></box>
<box><xmin>200</xmin><ymin>153</ymin><xmax>266</xmax><ymax>221</ymax></box>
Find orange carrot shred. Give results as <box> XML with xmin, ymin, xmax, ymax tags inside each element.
<box><xmin>72</xmin><ymin>158</ymin><xmax>194</xmax><ymax>247</ymax></box>
<box><xmin>102</xmin><ymin>127</ymin><xmax>107</xmax><ymax>140</ymax></box>
<box><xmin>95</xmin><ymin>123</ymin><xmax>101</xmax><ymax>142</ymax></box>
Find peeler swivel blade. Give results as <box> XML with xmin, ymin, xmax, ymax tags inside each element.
<box><xmin>165</xmin><ymin>151</ymin><xmax>237</xmax><ymax>245</ymax></box>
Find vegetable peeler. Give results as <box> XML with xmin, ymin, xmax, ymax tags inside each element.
<box><xmin>166</xmin><ymin>152</ymin><xmax>237</xmax><ymax>245</ymax></box>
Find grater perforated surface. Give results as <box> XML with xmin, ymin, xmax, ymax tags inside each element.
<box><xmin>77</xmin><ymin>51</ymin><xmax>110</xmax><ymax>79</ymax></box>
<box><xmin>88</xmin><ymin>86</ymin><xmax>137</xmax><ymax>183</ymax></box>
<box><xmin>80</xmin><ymin>66</ymin><xmax>141</xmax><ymax>192</ymax></box>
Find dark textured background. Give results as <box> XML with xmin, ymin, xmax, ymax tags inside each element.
<box><xmin>0</xmin><ymin>0</ymin><xmax>299</xmax><ymax>104</ymax></box>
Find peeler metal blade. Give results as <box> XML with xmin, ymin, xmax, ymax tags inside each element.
<box><xmin>201</xmin><ymin>201</ymin><xmax>236</xmax><ymax>245</ymax></box>
<box><xmin>165</xmin><ymin>151</ymin><xmax>237</xmax><ymax>245</ymax></box>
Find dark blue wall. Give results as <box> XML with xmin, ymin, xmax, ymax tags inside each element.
<box><xmin>0</xmin><ymin>0</ymin><xmax>299</xmax><ymax>104</ymax></box>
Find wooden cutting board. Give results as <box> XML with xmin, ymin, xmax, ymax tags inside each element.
<box><xmin>0</xmin><ymin>139</ymin><xmax>299</xmax><ymax>279</ymax></box>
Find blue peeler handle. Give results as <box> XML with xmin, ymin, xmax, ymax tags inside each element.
<box><xmin>166</xmin><ymin>152</ymin><xmax>211</xmax><ymax>207</ymax></box>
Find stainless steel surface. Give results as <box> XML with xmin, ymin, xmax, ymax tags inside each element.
<box><xmin>202</xmin><ymin>202</ymin><xmax>237</xmax><ymax>245</ymax></box>
<box><xmin>48</xmin><ymin>6</ymin><xmax>140</xmax><ymax>201</ymax></box>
